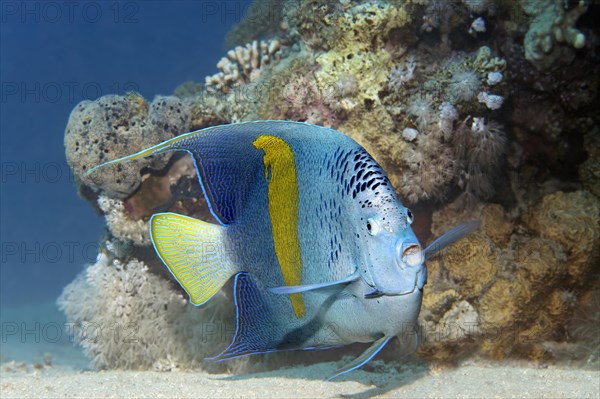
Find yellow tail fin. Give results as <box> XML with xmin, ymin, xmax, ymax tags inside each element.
<box><xmin>150</xmin><ymin>212</ymin><xmax>236</xmax><ymax>306</ymax></box>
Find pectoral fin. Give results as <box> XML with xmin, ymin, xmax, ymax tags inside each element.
<box><xmin>327</xmin><ymin>335</ymin><xmax>392</xmax><ymax>381</ymax></box>
<box><xmin>269</xmin><ymin>271</ymin><xmax>359</xmax><ymax>295</ymax></box>
<box><xmin>424</xmin><ymin>221</ymin><xmax>480</xmax><ymax>261</ymax></box>
<box><xmin>364</xmin><ymin>288</ymin><xmax>383</xmax><ymax>299</ymax></box>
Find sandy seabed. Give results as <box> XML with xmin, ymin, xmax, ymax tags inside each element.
<box><xmin>1</xmin><ymin>360</ymin><xmax>599</xmax><ymax>399</ymax></box>
<box><xmin>1</xmin><ymin>304</ymin><xmax>598</xmax><ymax>398</ymax></box>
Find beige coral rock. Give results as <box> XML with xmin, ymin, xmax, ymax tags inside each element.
<box><xmin>334</xmin><ymin>2</ymin><xmax>410</xmax><ymax>52</ymax></box>
<box><xmin>65</xmin><ymin>94</ymin><xmax>191</xmax><ymax>199</ymax></box>
<box><xmin>97</xmin><ymin>195</ymin><xmax>150</xmax><ymax>246</ymax></box>
<box><xmin>439</xmin><ymin>233</ymin><xmax>498</xmax><ymax>298</ymax></box>
<box><xmin>481</xmin><ymin>204</ymin><xmax>513</xmax><ymax>247</ymax></box>
<box><xmin>437</xmin><ymin>300</ymin><xmax>480</xmax><ymax>341</ymax></box>
<box><xmin>479</xmin><ymin>278</ymin><xmax>530</xmax><ymax>329</ymax></box>
<box><xmin>545</xmin><ymin>290</ymin><xmax>577</xmax><ymax>322</ymax></box>
<box><xmin>57</xmin><ymin>258</ymin><xmax>235</xmax><ymax>371</ymax></box>
<box><xmin>523</xmin><ymin>190</ymin><xmax>600</xmax><ymax>286</ymax></box>
<box><xmin>430</xmin><ymin>198</ymin><xmax>485</xmax><ymax>238</ymax></box>
<box><xmin>421</xmin><ymin>288</ymin><xmax>460</xmax><ymax>320</ymax></box>
<box><xmin>514</xmin><ymin>237</ymin><xmax>566</xmax><ymax>292</ymax></box>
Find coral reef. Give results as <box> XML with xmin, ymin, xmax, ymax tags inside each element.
<box><xmin>97</xmin><ymin>196</ymin><xmax>150</xmax><ymax>246</ymax></box>
<box><xmin>388</xmin><ymin>56</ymin><xmax>417</xmax><ymax>91</ymax></box>
<box><xmin>420</xmin><ymin>190</ymin><xmax>599</xmax><ymax>363</ymax></box>
<box><xmin>61</xmin><ymin>0</ymin><xmax>599</xmax><ymax>372</ymax></box>
<box><xmin>205</xmin><ymin>39</ymin><xmax>285</xmax><ymax>94</ymax></box>
<box><xmin>449</xmin><ymin>70</ymin><xmax>481</xmax><ymax>103</ymax></box>
<box><xmin>522</xmin><ymin>0</ymin><xmax>588</xmax><ymax>70</ymax></box>
<box><xmin>57</xmin><ymin>253</ymin><xmax>234</xmax><ymax>370</ymax></box>
<box><xmin>566</xmin><ymin>289</ymin><xmax>600</xmax><ymax>366</ymax></box>
<box><xmin>523</xmin><ymin>190</ymin><xmax>600</xmax><ymax>286</ymax></box>
<box><xmin>65</xmin><ymin>94</ymin><xmax>191</xmax><ymax>199</ymax></box>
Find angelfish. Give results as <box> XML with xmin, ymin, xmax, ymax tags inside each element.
<box><xmin>87</xmin><ymin>121</ymin><xmax>478</xmax><ymax>380</ymax></box>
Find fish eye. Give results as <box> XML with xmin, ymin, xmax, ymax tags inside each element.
<box><xmin>406</xmin><ymin>209</ymin><xmax>414</xmax><ymax>224</ymax></box>
<box><xmin>366</xmin><ymin>218</ymin><xmax>380</xmax><ymax>235</ymax></box>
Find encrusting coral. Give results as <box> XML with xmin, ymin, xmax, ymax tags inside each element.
<box><xmin>420</xmin><ymin>190</ymin><xmax>599</xmax><ymax>363</ymax></box>
<box><xmin>97</xmin><ymin>196</ymin><xmax>150</xmax><ymax>246</ymax></box>
<box><xmin>522</xmin><ymin>0</ymin><xmax>588</xmax><ymax>70</ymax></box>
<box><xmin>57</xmin><ymin>253</ymin><xmax>235</xmax><ymax>370</ymax></box>
<box><xmin>65</xmin><ymin>94</ymin><xmax>191</xmax><ymax>199</ymax></box>
<box><xmin>61</xmin><ymin>0</ymin><xmax>598</xmax><ymax>372</ymax></box>
<box><xmin>523</xmin><ymin>190</ymin><xmax>600</xmax><ymax>287</ymax></box>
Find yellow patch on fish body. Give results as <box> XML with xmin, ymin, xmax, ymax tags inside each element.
<box><xmin>253</xmin><ymin>135</ymin><xmax>305</xmax><ymax>318</ymax></box>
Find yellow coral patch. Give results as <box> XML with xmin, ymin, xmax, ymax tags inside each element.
<box><xmin>253</xmin><ymin>135</ymin><xmax>305</xmax><ymax>318</ymax></box>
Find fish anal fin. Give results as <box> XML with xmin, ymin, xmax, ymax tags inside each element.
<box><xmin>209</xmin><ymin>273</ymin><xmax>281</xmax><ymax>360</ymax></box>
<box><xmin>150</xmin><ymin>212</ymin><xmax>236</xmax><ymax>306</ymax></box>
<box><xmin>327</xmin><ymin>335</ymin><xmax>392</xmax><ymax>381</ymax></box>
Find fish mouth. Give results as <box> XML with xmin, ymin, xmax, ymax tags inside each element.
<box><xmin>402</xmin><ymin>244</ymin><xmax>423</xmax><ymax>267</ymax></box>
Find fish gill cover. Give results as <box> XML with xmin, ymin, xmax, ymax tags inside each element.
<box><xmin>59</xmin><ymin>0</ymin><xmax>599</xmax><ymax>373</ymax></box>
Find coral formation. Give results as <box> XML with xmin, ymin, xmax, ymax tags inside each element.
<box><xmin>477</xmin><ymin>91</ymin><xmax>504</xmax><ymax>110</ymax></box>
<box><xmin>408</xmin><ymin>98</ymin><xmax>434</xmax><ymax>131</ymax></box>
<box><xmin>449</xmin><ymin>70</ymin><xmax>481</xmax><ymax>103</ymax></box>
<box><xmin>65</xmin><ymin>94</ymin><xmax>191</xmax><ymax>199</ymax></box>
<box><xmin>420</xmin><ymin>190</ymin><xmax>599</xmax><ymax>363</ymax></box>
<box><xmin>402</xmin><ymin>127</ymin><xmax>418</xmax><ymax>142</ymax></box>
<box><xmin>97</xmin><ymin>196</ymin><xmax>150</xmax><ymax>246</ymax></box>
<box><xmin>453</xmin><ymin>117</ymin><xmax>507</xmax><ymax>200</ymax></box>
<box><xmin>438</xmin><ymin>102</ymin><xmax>458</xmax><ymax>139</ymax></box>
<box><xmin>57</xmin><ymin>253</ymin><xmax>234</xmax><ymax>370</ymax></box>
<box><xmin>205</xmin><ymin>39</ymin><xmax>285</xmax><ymax>94</ymax></box>
<box><xmin>522</xmin><ymin>0</ymin><xmax>588</xmax><ymax>70</ymax></box>
<box><xmin>523</xmin><ymin>190</ymin><xmax>600</xmax><ymax>286</ymax></box>
<box><xmin>61</xmin><ymin>0</ymin><xmax>599</xmax><ymax>372</ymax></box>
<box><xmin>388</xmin><ymin>56</ymin><xmax>417</xmax><ymax>91</ymax></box>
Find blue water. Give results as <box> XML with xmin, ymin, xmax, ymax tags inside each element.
<box><xmin>0</xmin><ymin>1</ymin><xmax>249</xmax><ymax>308</ymax></box>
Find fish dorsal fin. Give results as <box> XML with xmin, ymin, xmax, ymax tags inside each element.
<box><xmin>86</xmin><ymin>121</ymin><xmax>322</xmax><ymax>224</ymax></box>
<box><xmin>152</xmin><ymin>128</ymin><xmax>266</xmax><ymax>225</ymax></box>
